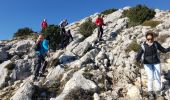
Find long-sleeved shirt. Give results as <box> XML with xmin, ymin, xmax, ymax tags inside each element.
<box><xmin>136</xmin><ymin>41</ymin><xmax>170</xmax><ymax>64</ymax></box>
<box><xmin>95</xmin><ymin>17</ymin><xmax>104</xmax><ymax>26</ymax></box>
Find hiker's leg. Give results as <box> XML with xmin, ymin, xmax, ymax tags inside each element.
<box><xmin>60</xmin><ymin>28</ymin><xmax>64</xmax><ymax>49</ymax></box>
<box><xmin>60</xmin><ymin>28</ymin><xmax>64</xmax><ymax>36</ymax></box>
<box><xmin>65</xmin><ymin>37</ymin><xmax>70</xmax><ymax>46</ymax></box>
<box><xmin>42</xmin><ymin>61</ymin><xmax>47</xmax><ymax>73</ymax></box>
<box><xmin>144</xmin><ymin>64</ymin><xmax>154</xmax><ymax>92</ymax></box>
<box><xmin>40</xmin><ymin>56</ymin><xmax>47</xmax><ymax>74</ymax></box>
<box><xmin>154</xmin><ymin>64</ymin><xmax>161</xmax><ymax>91</ymax></box>
<box><xmin>97</xmin><ymin>26</ymin><xmax>100</xmax><ymax>38</ymax></box>
<box><xmin>63</xmin><ymin>28</ymin><xmax>66</xmax><ymax>34</ymax></box>
<box><xmin>34</xmin><ymin>55</ymin><xmax>42</xmax><ymax>78</ymax></box>
<box><xmin>100</xmin><ymin>26</ymin><xmax>103</xmax><ymax>39</ymax></box>
<box><xmin>61</xmin><ymin>28</ymin><xmax>67</xmax><ymax>49</ymax></box>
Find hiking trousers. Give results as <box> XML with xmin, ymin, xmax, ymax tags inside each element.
<box><xmin>34</xmin><ymin>55</ymin><xmax>47</xmax><ymax>77</ymax></box>
<box><xmin>144</xmin><ymin>64</ymin><xmax>161</xmax><ymax>92</ymax></box>
<box><xmin>60</xmin><ymin>28</ymin><xmax>66</xmax><ymax>49</ymax></box>
<box><xmin>97</xmin><ymin>25</ymin><xmax>103</xmax><ymax>39</ymax></box>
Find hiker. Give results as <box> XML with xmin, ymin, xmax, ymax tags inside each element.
<box><xmin>62</xmin><ymin>29</ymin><xmax>73</xmax><ymax>48</ymax></box>
<box><xmin>59</xmin><ymin>19</ymin><xmax>68</xmax><ymax>49</ymax></box>
<box><xmin>136</xmin><ymin>31</ymin><xmax>170</xmax><ymax>99</ymax></box>
<box><xmin>33</xmin><ymin>34</ymin><xmax>49</xmax><ymax>80</ymax></box>
<box><xmin>59</xmin><ymin>19</ymin><xmax>68</xmax><ymax>35</ymax></box>
<box><xmin>95</xmin><ymin>14</ymin><xmax>106</xmax><ymax>41</ymax></box>
<box><xmin>41</xmin><ymin>19</ymin><xmax>48</xmax><ymax>30</ymax></box>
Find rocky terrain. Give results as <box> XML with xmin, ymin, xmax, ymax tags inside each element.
<box><xmin>1</xmin><ymin>7</ymin><xmax>170</xmax><ymax>100</ymax></box>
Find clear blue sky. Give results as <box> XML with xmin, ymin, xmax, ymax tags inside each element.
<box><xmin>0</xmin><ymin>0</ymin><xmax>170</xmax><ymax>40</ymax></box>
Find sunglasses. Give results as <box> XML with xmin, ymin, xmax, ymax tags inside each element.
<box><xmin>147</xmin><ymin>38</ymin><xmax>153</xmax><ymax>41</ymax></box>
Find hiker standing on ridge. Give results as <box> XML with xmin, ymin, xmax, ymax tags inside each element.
<box><xmin>33</xmin><ymin>34</ymin><xmax>49</xmax><ymax>81</ymax></box>
<box><xmin>136</xmin><ymin>31</ymin><xmax>170</xmax><ymax>99</ymax></box>
<box><xmin>41</xmin><ymin>19</ymin><xmax>48</xmax><ymax>31</ymax></box>
<box><xmin>59</xmin><ymin>19</ymin><xmax>68</xmax><ymax>35</ymax></box>
<box><xmin>62</xmin><ymin>29</ymin><xmax>73</xmax><ymax>48</ymax></box>
<box><xmin>95</xmin><ymin>14</ymin><xmax>106</xmax><ymax>41</ymax></box>
<box><xmin>59</xmin><ymin>19</ymin><xmax>68</xmax><ymax>49</ymax></box>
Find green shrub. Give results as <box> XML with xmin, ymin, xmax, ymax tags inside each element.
<box><xmin>142</xmin><ymin>20</ymin><xmax>161</xmax><ymax>28</ymax></box>
<box><xmin>125</xmin><ymin>40</ymin><xmax>140</xmax><ymax>53</ymax></box>
<box><xmin>123</xmin><ymin>5</ymin><xmax>156</xmax><ymax>27</ymax></box>
<box><xmin>13</xmin><ymin>27</ymin><xmax>34</xmax><ymax>39</ymax></box>
<box><xmin>78</xmin><ymin>18</ymin><xmax>96</xmax><ymax>38</ymax></box>
<box><xmin>41</xmin><ymin>24</ymin><xmax>61</xmax><ymax>50</ymax></box>
<box><xmin>101</xmin><ymin>8</ymin><xmax>117</xmax><ymax>15</ymax></box>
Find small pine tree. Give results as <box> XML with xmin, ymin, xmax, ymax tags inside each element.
<box><xmin>41</xmin><ymin>24</ymin><xmax>61</xmax><ymax>50</ymax></box>
<box><xmin>78</xmin><ymin>18</ymin><xmax>96</xmax><ymax>38</ymax></box>
<box><xmin>13</xmin><ymin>27</ymin><xmax>34</xmax><ymax>38</ymax></box>
<box><xmin>123</xmin><ymin>5</ymin><xmax>156</xmax><ymax>26</ymax></box>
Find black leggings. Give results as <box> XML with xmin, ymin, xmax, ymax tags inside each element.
<box><xmin>97</xmin><ymin>26</ymin><xmax>103</xmax><ymax>39</ymax></box>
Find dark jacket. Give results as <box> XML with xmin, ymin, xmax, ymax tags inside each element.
<box><xmin>59</xmin><ymin>20</ymin><xmax>68</xmax><ymax>28</ymax></box>
<box><xmin>136</xmin><ymin>41</ymin><xmax>170</xmax><ymax>64</ymax></box>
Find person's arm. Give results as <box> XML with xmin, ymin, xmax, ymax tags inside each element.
<box><xmin>41</xmin><ymin>22</ymin><xmax>43</xmax><ymax>28</ymax></box>
<box><xmin>102</xmin><ymin>19</ymin><xmax>106</xmax><ymax>26</ymax></box>
<box><xmin>59</xmin><ymin>21</ymin><xmax>63</xmax><ymax>27</ymax></box>
<box><xmin>156</xmin><ymin>41</ymin><xmax>170</xmax><ymax>53</ymax></box>
<box><xmin>136</xmin><ymin>46</ymin><xmax>144</xmax><ymax>62</ymax></box>
<box><xmin>46</xmin><ymin>22</ymin><xmax>48</xmax><ymax>27</ymax></box>
<box><xmin>70</xmin><ymin>33</ymin><xmax>73</xmax><ymax>41</ymax></box>
<box><xmin>65</xmin><ymin>22</ymin><xmax>68</xmax><ymax>26</ymax></box>
<box><xmin>95</xmin><ymin>18</ymin><xmax>99</xmax><ymax>26</ymax></box>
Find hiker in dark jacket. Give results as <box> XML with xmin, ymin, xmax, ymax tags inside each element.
<box><xmin>59</xmin><ymin>19</ymin><xmax>68</xmax><ymax>35</ymax></box>
<box><xmin>136</xmin><ymin>31</ymin><xmax>170</xmax><ymax>98</ymax></box>
<box><xmin>62</xmin><ymin>29</ymin><xmax>73</xmax><ymax>48</ymax></box>
<box><xmin>33</xmin><ymin>34</ymin><xmax>49</xmax><ymax>80</ymax></box>
<box><xmin>59</xmin><ymin>19</ymin><xmax>68</xmax><ymax>49</ymax></box>
<box><xmin>95</xmin><ymin>14</ymin><xmax>106</xmax><ymax>41</ymax></box>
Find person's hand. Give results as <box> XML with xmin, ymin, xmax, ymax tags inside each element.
<box><xmin>46</xmin><ymin>51</ymin><xmax>50</xmax><ymax>57</ymax></box>
<box><xmin>134</xmin><ymin>60</ymin><xmax>143</xmax><ymax>68</ymax></box>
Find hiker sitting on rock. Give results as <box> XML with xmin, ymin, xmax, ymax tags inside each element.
<box><xmin>136</xmin><ymin>31</ymin><xmax>170</xmax><ymax>99</ymax></box>
<box><xmin>33</xmin><ymin>34</ymin><xmax>50</xmax><ymax>81</ymax></box>
<box><xmin>95</xmin><ymin>14</ymin><xmax>106</xmax><ymax>41</ymax></box>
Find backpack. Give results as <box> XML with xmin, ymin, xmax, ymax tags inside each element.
<box><xmin>141</xmin><ymin>42</ymin><xmax>159</xmax><ymax>61</ymax></box>
<box><xmin>34</xmin><ymin>41</ymin><xmax>41</xmax><ymax>51</ymax></box>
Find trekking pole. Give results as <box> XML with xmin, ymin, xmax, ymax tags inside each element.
<box><xmin>139</xmin><ymin>63</ymin><xmax>144</xmax><ymax>100</ymax></box>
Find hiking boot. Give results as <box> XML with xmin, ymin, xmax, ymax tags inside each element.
<box><xmin>148</xmin><ymin>91</ymin><xmax>154</xmax><ymax>100</ymax></box>
<box><xmin>99</xmin><ymin>38</ymin><xmax>103</xmax><ymax>41</ymax></box>
<box><xmin>39</xmin><ymin>72</ymin><xmax>45</xmax><ymax>77</ymax></box>
<box><xmin>155</xmin><ymin>91</ymin><xmax>162</xmax><ymax>97</ymax></box>
<box><xmin>32</xmin><ymin>76</ymin><xmax>37</xmax><ymax>81</ymax></box>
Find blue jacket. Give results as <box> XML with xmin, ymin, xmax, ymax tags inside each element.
<box><xmin>36</xmin><ymin>39</ymin><xmax>49</xmax><ymax>56</ymax></box>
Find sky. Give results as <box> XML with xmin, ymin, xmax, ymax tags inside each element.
<box><xmin>0</xmin><ymin>0</ymin><xmax>170</xmax><ymax>40</ymax></box>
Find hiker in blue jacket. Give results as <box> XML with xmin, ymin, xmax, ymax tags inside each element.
<box><xmin>136</xmin><ymin>31</ymin><xmax>170</xmax><ymax>99</ymax></box>
<box><xmin>33</xmin><ymin>34</ymin><xmax>49</xmax><ymax>80</ymax></box>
